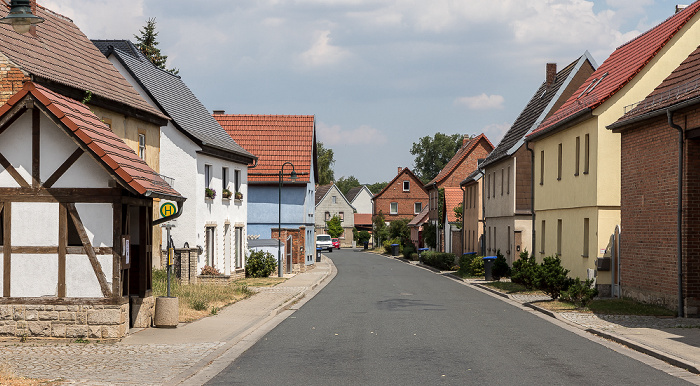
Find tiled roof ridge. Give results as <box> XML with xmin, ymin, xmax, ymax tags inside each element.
<box><xmin>426</xmin><ymin>133</ymin><xmax>492</xmax><ymax>187</ymax></box>
<box><xmin>216</xmin><ymin>114</ymin><xmax>314</xmax><ymax>119</ymax></box>
<box><xmin>112</xmin><ymin>45</ymin><xmax>182</xmax><ymax>79</ymax></box>
<box><xmin>34</xmin><ymin>2</ymin><xmax>73</xmax><ymax>22</ymax></box>
<box><xmin>373</xmin><ymin>167</ymin><xmax>426</xmax><ymax>199</ymax></box>
<box><xmin>615</xmin><ymin>0</ymin><xmax>700</xmax><ymax>51</ymax></box>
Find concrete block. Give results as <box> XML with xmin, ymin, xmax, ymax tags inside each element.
<box><xmin>39</xmin><ymin>311</ymin><xmax>59</xmax><ymax>321</ymax></box>
<box><xmin>27</xmin><ymin>321</ymin><xmax>51</xmax><ymax>337</ymax></box>
<box><xmin>25</xmin><ymin>309</ymin><xmax>38</xmax><ymax>321</ymax></box>
<box><xmin>59</xmin><ymin>311</ymin><xmax>76</xmax><ymax>322</ymax></box>
<box><xmin>13</xmin><ymin>307</ymin><xmax>25</xmax><ymax>321</ymax></box>
<box><xmin>87</xmin><ymin>309</ymin><xmax>120</xmax><ymax>325</ymax></box>
<box><xmin>0</xmin><ymin>306</ymin><xmax>12</xmax><ymax>320</ymax></box>
<box><xmin>101</xmin><ymin>325</ymin><xmax>125</xmax><ymax>339</ymax></box>
<box><xmin>55</xmin><ymin>305</ymin><xmax>68</xmax><ymax>311</ymax></box>
<box><xmin>66</xmin><ymin>325</ymin><xmax>88</xmax><ymax>338</ymax></box>
<box><xmin>51</xmin><ymin>324</ymin><xmax>66</xmax><ymax>338</ymax></box>
<box><xmin>88</xmin><ymin>325</ymin><xmax>102</xmax><ymax>339</ymax></box>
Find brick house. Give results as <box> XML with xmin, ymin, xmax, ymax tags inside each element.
<box><xmin>526</xmin><ymin>2</ymin><xmax>700</xmax><ymax>295</ymax></box>
<box><xmin>480</xmin><ymin>55</ymin><xmax>596</xmax><ymax>265</ymax></box>
<box><xmin>315</xmin><ymin>183</ymin><xmax>355</xmax><ymax>247</ymax></box>
<box><xmin>372</xmin><ymin>167</ymin><xmax>428</xmax><ymax>223</ymax></box>
<box><xmin>424</xmin><ymin>133</ymin><xmax>493</xmax><ymax>252</ymax></box>
<box><xmin>608</xmin><ymin>44</ymin><xmax>700</xmax><ymax>316</ymax></box>
<box><xmin>214</xmin><ymin>113</ymin><xmax>318</xmax><ymax>271</ymax></box>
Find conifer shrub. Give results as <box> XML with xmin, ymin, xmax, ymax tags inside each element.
<box><xmin>560</xmin><ymin>278</ymin><xmax>598</xmax><ymax>307</ymax></box>
<box><xmin>492</xmin><ymin>250</ymin><xmax>511</xmax><ymax>280</ymax></box>
<box><xmin>538</xmin><ymin>255</ymin><xmax>572</xmax><ymax>299</ymax></box>
<box><xmin>511</xmin><ymin>250</ymin><xmax>539</xmax><ymax>289</ymax></box>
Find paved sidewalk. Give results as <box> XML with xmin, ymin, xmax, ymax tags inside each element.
<box><xmin>374</xmin><ymin>250</ymin><xmax>700</xmax><ymax>378</ymax></box>
<box><xmin>0</xmin><ymin>256</ymin><xmax>335</xmax><ymax>385</ymax></box>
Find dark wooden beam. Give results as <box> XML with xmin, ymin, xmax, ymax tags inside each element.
<box><xmin>0</xmin><ymin>152</ymin><xmax>30</xmax><ymax>188</ymax></box>
<box><xmin>0</xmin><ymin>188</ymin><xmax>121</xmax><ymax>203</ymax></box>
<box><xmin>66</xmin><ymin>203</ymin><xmax>111</xmax><ymax>297</ymax></box>
<box><xmin>3</xmin><ymin>203</ymin><xmax>10</xmax><ymax>297</ymax></box>
<box><xmin>32</xmin><ymin>108</ymin><xmax>40</xmax><ymax>188</ymax></box>
<box><xmin>112</xmin><ymin>202</ymin><xmax>122</xmax><ymax>296</ymax></box>
<box><xmin>43</xmin><ymin>148</ymin><xmax>83</xmax><ymax>189</ymax></box>
<box><xmin>58</xmin><ymin>203</ymin><xmax>66</xmax><ymax>297</ymax></box>
<box><xmin>0</xmin><ymin>296</ymin><xmax>128</xmax><ymax>306</ymax></box>
<box><xmin>0</xmin><ymin>105</ymin><xmax>26</xmax><ymax>137</ymax></box>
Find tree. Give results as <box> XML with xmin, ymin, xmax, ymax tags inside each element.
<box><xmin>373</xmin><ymin>210</ymin><xmax>388</xmax><ymax>246</ymax></box>
<box><xmin>336</xmin><ymin>175</ymin><xmax>360</xmax><ymax>196</ymax></box>
<box><xmin>134</xmin><ymin>18</ymin><xmax>179</xmax><ymax>75</ymax></box>
<box><xmin>410</xmin><ymin>133</ymin><xmax>464</xmax><ymax>183</ymax></box>
<box><xmin>317</xmin><ymin>142</ymin><xmax>335</xmax><ymax>185</ymax></box>
<box><xmin>366</xmin><ymin>181</ymin><xmax>388</xmax><ymax>195</ymax></box>
<box><xmin>453</xmin><ymin>202</ymin><xmax>463</xmax><ymax>230</ymax></box>
<box><xmin>423</xmin><ymin>222</ymin><xmax>437</xmax><ymax>249</ymax></box>
<box><xmin>326</xmin><ymin>215</ymin><xmax>343</xmax><ymax>238</ymax></box>
<box><xmin>388</xmin><ymin>219</ymin><xmax>410</xmax><ymax>245</ymax></box>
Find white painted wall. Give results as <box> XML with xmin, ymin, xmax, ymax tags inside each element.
<box><xmin>12</xmin><ymin>202</ymin><xmax>59</xmax><ymax>246</ymax></box>
<box><xmin>351</xmin><ymin>187</ymin><xmax>374</xmax><ymax>214</ymax></box>
<box><xmin>76</xmin><ymin>203</ymin><xmax>113</xmax><ymax>248</ymax></box>
<box><xmin>66</xmin><ymin>254</ymin><xmax>112</xmax><ymax>298</ymax></box>
<box><xmin>0</xmin><ymin>113</ymin><xmax>31</xmax><ymax>187</ymax></box>
<box><xmin>12</xmin><ymin>254</ymin><xmax>58</xmax><ymax>297</ymax></box>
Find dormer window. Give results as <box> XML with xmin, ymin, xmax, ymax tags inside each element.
<box><xmin>403</xmin><ymin>181</ymin><xmax>409</xmax><ymax>191</ymax></box>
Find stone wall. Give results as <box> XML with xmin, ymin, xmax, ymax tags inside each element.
<box><xmin>271</xmin><ymin>227</ymin><xmax>308</xmax><ymax>273</ymax></box>
<box><xmin>162</xmin><ymin>248</ymin><xmax>199</xmax><ymax>284</ymax></box>
<box><xmin>0</xmin><ymin>303</ymin><xmax>129</xmax><ymax>340</ymax></box>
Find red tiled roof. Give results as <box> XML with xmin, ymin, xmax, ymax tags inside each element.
<box><xmin>407</xmin><ymin>205</ymin><xmax>429</xmax><ymax>227</ymax></box>
<box><xmin>444</xmin><ymin>187</ymin><xmax>462</xmax><ymax>223</ymax></box>
<box><xmin>214</xmin><ymin>114</ymin><xmax>316</xmax><ymax>183</ymax></box>
<box><xmin>0</xmin><ymin>2</ymin><xmax>165</xmax><ymax>119</ymax></box>
<box><xmin>2</xmin><ymin>82</ymin><xmax>181</xmax><ymax>199</ymax></box>
<box><xmin>426</xmin><ymin>133</ymin><xmax>493</xmax><ymax>187</ymax></box>
<box><xmin>354</xmin><ymin>213</ymin><xmax>373</xmax><ymax>226</ymax></box>
<box><xmin>529</xmin><ymin>1</ymin><xmax>700</xmax><ymax>138</ymax></box>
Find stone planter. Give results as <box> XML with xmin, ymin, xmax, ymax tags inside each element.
<box><xmin>154</xmin><ymin>297</ymin><xmax>179</xmax><ymax>328</ymax></box>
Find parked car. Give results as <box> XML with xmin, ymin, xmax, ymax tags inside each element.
<box><xmin>332</xmin><ymin>238</ymin><xmax>340</xmax><ymax>249</ymax></box>
<box><xmin>316</xmin><ymin>234</ymin><xmax>333</xmax><ymax>252</ymax></box>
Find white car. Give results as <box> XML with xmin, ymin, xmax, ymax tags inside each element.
<box><xmin>316</xmin><ymin>234</ymin><xmax>333</xmax><ymax>253</ymax></box>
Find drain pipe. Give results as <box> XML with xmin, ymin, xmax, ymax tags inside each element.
<box><xmin>667</xmin><ymin>110</ymin><xmax>684</xmax><ymax>317</ymax></box>
<box><xmin>526</xmin><ymin>141</ymin><xmax>536</xmax><ymax>256</ymax></box>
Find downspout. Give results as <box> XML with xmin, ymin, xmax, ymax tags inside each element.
<box><xmin>478</xmin><ymin>169</ymin><xmax>486</xmax><ymax>256</ymax></box>
<box><xmin>460</xmin><ymin>184</ymin><xmax>466</xmax><ymax>254</ymax></box>
<box><xmin>667</xmin><ymin>110</ymin><xmax>684</xmax><ymax>317</ymax></box>
<box><xmin>526</xmin><ymin>140</ymin><xmax>536</xmax><ymax>256</ymax></box>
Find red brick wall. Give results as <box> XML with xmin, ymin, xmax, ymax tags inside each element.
<box><xmin>0</xmin><ymin>60</ymin><xmax>30</xmax><ymax>105</ymax></box>
<box><xmin>271</xmin><ymin>226</ymin><xmax>308</xmax><ymax>273</ymax></box>
<box><xmin>373</xmin><ymin>169</ymin><xmax>428</xmax><ymax>221</ymax></box>
<box><xmin>620</xmin><ymin>109</ymin><xmax>700</xmax><ymax>315</ymax></box>
<box><xmin>437</xmin><ymin>137</ymin><xmax>492</xmax><ymax>188</ymax></box>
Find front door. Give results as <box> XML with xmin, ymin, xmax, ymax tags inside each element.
<box><xmin>286</xmin><ymin>236</ymin><xmax>293</xmax><ymax>273</ymax></box>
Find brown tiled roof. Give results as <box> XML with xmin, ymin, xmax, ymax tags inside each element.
<box><xmin>426</xmin><ymin>133</ymin><xmax>493</xmax><ymax>187</ymax></box>
<box><xmin>2</xmin><ymin>82</ymin><xmax>181</xmax><ymax>199</ymax></box>
<box><xmin>372</xmin><ymin>167</ymin><xmax>427</xmax><ymax>199</ymax></box>
<box><xmin>407</xmin><ymin>205</ymin><xmax>429</xmax><ymax>227</ymax></box>
<box><xmin>0</xmin><ymin>3</ymin><xmax>165</xmax><ymax>119</ymax></box>
<box><xmin>529</xmin><ymin>1</ymin><xmax>700</xmax><ymax>138</ymax></box>
<box><xmin>354</xmin><ymin>213</ymin><xmax>373</xmax><ymax>226</ymax></box>
<box><xmin>444</xmin><ymin>187</ymin><xmax>462</xmax><ymax>223</ymax></box>
<box><xmin>612</xmin><ymin>44</ymin><xmax>700</xmax><ymax>126</ymax></box>
<box><xmin>214</xmin><ymin>114</ymin><xmax>316</xmax><ymax>183</ymax></box>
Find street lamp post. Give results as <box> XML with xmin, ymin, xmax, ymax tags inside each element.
<box><xmin>278</xmin><ymin>162</ymin><xmax>298</xmax><ymax>277</ymax></box>
<box><xmin>0</xmin><ymin>0</ymin><xmax>44</xmax><ymax>34</ymax></box>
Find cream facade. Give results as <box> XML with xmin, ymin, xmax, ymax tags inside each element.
<box><xmin>530</xmin><ymin>13</ymin><xmax>700</xmax><ymax>287</ymax></box>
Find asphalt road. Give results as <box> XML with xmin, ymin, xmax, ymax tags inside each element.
<box><xmin>207</xmin><ymin>250</ymin><xmax>690</xmax><ymax>385</ymax></box>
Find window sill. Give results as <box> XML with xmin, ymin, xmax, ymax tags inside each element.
<box><xmin>581</xmin><ymin>254</ymin><xmax>589</xmax><ymax>258</ymax></box>
<box><xmin>557</xmin><ymin>178</ymin><xmax>561</xmax><ymax>181</ymax></box>
<box><xmin>539</xmin><ymin>182</ymin><xmax>543</xmax><ymax>186</ymax></box>
<box><xmin>539</xmin><ymin>251</ymin><xmax>545</xmax><ymax>254</ymax></box>
<box><xmin>574</xmin><ymin>173</ymin><xmax>579</xmax><ymax>177</ymax></box>
<box><xmin>583</xmin><ymin>172</ymin><xmax>589</xmax><ymax>175</ymax></box>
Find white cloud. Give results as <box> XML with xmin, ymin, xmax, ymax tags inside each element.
<box><xmin>317</xmin><ymin>122</ymin><xmax>387</xmax><ymax>146</ymax></box>
<box><xmin>455</xmin><ymin>94</ymin><xmax>505</xmax><ymax>110</ymax></box>
<box><xmin>299</xmin><ymin>30</ymin><xmax>351</xmax><ymax>67</ymax></box>
<box><xmin>40</xmin><ymin>0</ymin><xmax>145</xmax><ymax>39</ymax></box>
<box><xmin>480</xmin><ymin>122</ymin><xmax>512</xmax><ymax>145</ymax></box>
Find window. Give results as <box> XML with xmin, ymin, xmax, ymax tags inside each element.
<box><xmin>403</xmin><ymin>181</ymin><xmax>410</xmax><ymax>191</ymax></box>
<box><xmin>500</xmin><ymin>169</ymin><xmax>504</xmax><ymax>196</ymax></box>
<box><xmin>584</xmin><ymin>133</ymin><xmax>590</xmax><ymax>174</ymax></box>
<box><xmin>583</xmin><ymin>218</ymin><xmax>590</xmax><ymax>257</ymax></box>
<box><xmin>235</xmin><ymin>227</ymin><xmax>243</xmax><ymax>268</ymax></box>
<box><xmin>557</xmin><ymin>219</ymin><xmax>562</xmax><ymax>256</ymax></box>
<box><xmin>138</xmin><ymin>133</ymin><xmax>146</xmax><ymax>160</ymax></box>
<box><xmin>507</xmin><ymin>226</ymin><xmax>511</xmax><ymax>255</ymax></box>
<box><xmin>487</xmin><ymin>174</ymin><xmax>490</xmax><ymax>198</ymax></box>
<box><xmin>507</xmin><ymin>166</ymin><xmax>511</xmax><ymax>194</ymax></box>
<box><xmin>332</xmin><ymin>195</ymin><xmax>337</xmax><ymax>204</ymax></box>
<box><xmin>492</xmin><ymin>172</ymin><xmax>496</xmax><ymax>197</ymax></box>
<box><xmin>234</xmin><ymin>169</ymin><xmax>241</xmax><ymax>192</ymax></box>
<box><xmin>540</xmin><ymin>220</ymin><xmax>546</xmax><ymax>254</ymax></box>
<box><xmin>390</xmin><ymin>202</ymin><xmax>398</xmax><ymax>214</ymax></box>
<box><xmin>414</xmin><ymin>202</ymin><xmax>422</xmax><ymax>214</ymax></box>
<box><xmin>488</xmin><ymin>227</ymin><xmax>492</xmax><ymax>252</ymax></box>
<box><xmin>494</xmin><ymin>227</ymin><xmax>497</xmax><ymax>252</ymax></box>
<box><xmin>325</xmin><ymin>212</ymin><xmax>331</xmax><ymax>221</ymax></box>
<box><xmin>540</xmin><ymin>151</ymin><xmax>545</xmax><ymax>185</ymax></box>
<box><xmin>575</xmin><ymin>137</ymin><xmax>580</xmax><ymax>176</ymax></box>
<box><xmin>339</xmin><ymin>212</ymin><xmax>345</xmax><ymax>222</ymax></box>
<box><xmin>205</xmin><ymin>225</ymin><xmax>216</xmax><ymax>267</ymax></box>
<box><xmin>204</xmin><ymin>164</ymin><xmax>212</xmax><ymax>189</ymax></box>
<box><xmin>557</xmin><ymin>143</ymin><xmax>562</xmax><ymax>181</ymax></box>
<box><xmin>222</xmin><ymin>167</ymin><xmax>229</xmax><ymax>191</ymax></box>
<box><xmin>224</xmin><ymin>224</ymin><xmax>231</xmax><ymax>273</ymax></box>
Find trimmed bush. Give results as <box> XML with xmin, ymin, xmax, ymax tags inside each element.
<box><xmin>421</xmin><ymin>251</ymin><xmax>456</xmax><ymax>271</ymax></box>
<box><xmin>245</xmin><ymin>250</ymin><xmax>277</xmax><ymax>278</ymax></box>
<box><xmin>457</xmin><ymin>254</ymin><xmax>483</xmax><ymax>277</ymax></box>
<box><xmin>402</xmin><ymin>243</ymin><xmax>416</xmax><ymax>259</ymax></box>
<box><xmin>537</xmin><ymin>255</ymin><xmax>571</xmax><ymax>299</ymax></box>
<box><xmin>561</xmin><ymin>278</ymin><xmax>598</xmax><ymax>307</ymax></box>
<box><xmin>492</xmin><ymin>250</ymin><xmax>511</xmax><ymax>280</ymax></box>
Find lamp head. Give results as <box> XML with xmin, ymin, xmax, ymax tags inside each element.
<box><xmin>0</xmin><ymin>0</ymin><xmax>44</xmax><ymax>34</ymax></box>
<box><xmin>290</xmin><ymin>170</ymin><xmax>298</xmax><ymax>181</ymax></box>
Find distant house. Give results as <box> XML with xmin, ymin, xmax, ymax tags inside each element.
<box><xmin>408</xmin><ymin>206</ymin><xmax>430</xmax><ymax>250</ymax></box>
<box><xmin>372</xmin><ymin>167</ymin><xmax>428</xmax><ymax>223</ymax></box>
<box><xmin>346</xmin><ymin>185</ymin><xmax>373</xmax><ymax>214</ymax></box>
<box><xmin>608</xmin><ymin>43</ymin><xmax>700</xmax><ymax>316</ymax></box>
<box><xmin>0</xmin><ymin>82</ymin><xmax>183</xmax><ymax>339</ymax></box>
<box><xmin>315</xmin><ymin>183</ymin><xmax>356</xmax><ymax>247</ymax></box>
<box><xmin>215</xmin><ymin>113</ymin><xmax>318</xmax><ymax>271</ymax></box>
<box><xmin>443</xmin><ymin>187</ymin><xmax>463</xmax><ymax>254</ymax></box>
<box><xmin>480</xmin><ymin>56</ymin><xmax>596</xmax><ymax>265</ymax></box>
<box><xmin>425</xmin><ymin>134</ymin><xmax>493</xmax><ymax>252</ymax></box>
<box><xmin>460</xmin><ymin>169</ymin><xmax>484</xmax><ymax>254</ymax></box>
<box><xmin>93</xmin><ymin>40</ymin><xmax>257</xmax><ymax>278</ymax></box>
<box><xmin>526</xmin><ymin>2</ymin><xmax>700</xmax><ymax>296</ymax></box>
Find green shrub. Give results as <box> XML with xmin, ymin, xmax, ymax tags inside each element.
<box><xmin>402</xmin><ymin>243</ymin><xmax>416</xmax><ymax>259</ymax></box>
<box><xmin>561</xmin><ymin>278</ymin><xmax>598</xmax><ymax>307</ymax></box>
<box><xmin>410</xmin><ymin>252</ymin><xmax>419</xmax><ymax>261</ymax></box>
<box><xmin>470</xmin><ymin>256</ymin><xmax>485</xmax><ymax>277</ymax></box>
<box><xmin>537</xmin><ymin>255</ymin><xmax>571</xmax><ymax>299</ymax></box>
<box><xmin>357</xmin><ymin>230</ymin><xmax>371</xmax><ymax>245</ymax></box>
<box><xmin>511</xmin><ymin>250</ymin><xmax>539</xmax><ymax>289</ymax></box>
<box><xmin>245</xmin><ymin>250</ymin><xmax>277</xmax><ymax>278</ymax></box>
<box><xmin>200</xmin><ymin>265</ymin><xmax>221</xmax><ymax>276</ymax></box>
<box><xmin>383</xmin><ymin>238</ymin><xmax>401</xmax><ymax>254</ymax></box>
<box><xmin>492</xmin><ymin>250</ymin><xmax>511</xmax><ymax>280</ymax></box>
<box><xmin>421</xmin><ymin>251</ymin><xmax>456</xmax><ymax>271</ymax></box>
<box><xmin>190</xmin><ymin>298</ymin><xmax>208</xmax><ymax>311</ymax></box>
<box><xmin>457</xmin><ymin>254</ymin><xmax>479</xmax><ymax>277</ymax></box>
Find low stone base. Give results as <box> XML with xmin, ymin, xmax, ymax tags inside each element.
<box><xmin>130</xmin><ymin>296</ymin><xmax>155</xmax><ymax>328</ymax></box>
<box><xmin>0</xmin><ymin>303</ymin><xmax>128</xmax><ymax>340</ymax></box>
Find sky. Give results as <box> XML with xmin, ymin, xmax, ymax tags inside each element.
<box><xmin>41</xmin><ymin>0</ymin><xmax>684</xmax><ymax>184</ymax></box>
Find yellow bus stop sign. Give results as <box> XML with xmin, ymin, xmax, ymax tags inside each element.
<box><xmin>160</xmin><ymin>202</ymin><xmax>177</xmax><ymax>218</ymax></box>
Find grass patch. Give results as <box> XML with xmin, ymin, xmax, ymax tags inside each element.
<box><xmin>588</xmin><ymin>298</ymin><xmax>676</xmax><ymax>316</ymax></box>
<box><xmin>236</xmin><ymin>277</ymin><xmax>287</xmax><ymax>287</ymax></box>
<box><xmin>0</xmin><ymin>362</ymin><xmax>64</xmax><ymax>385</ymax></box>
<box><xmin>153</xmin><ymin>269</ymin><xmax>255</xmax><ymax>323</ymax></box>
<box><xmin>484</xmin><ymin>281</ymin><xmax>546</xmax><ymax>295</ymax></box>
<box><xmin>533</xmin><ymin>300</ymin><xmax>580</xmax><ymax>312</ymax></box>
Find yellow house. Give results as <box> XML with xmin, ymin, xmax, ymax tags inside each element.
<box><xmin>525</xmin><ymin>3</ymin><xmax>700</xmax><ymax>295</ymax></box>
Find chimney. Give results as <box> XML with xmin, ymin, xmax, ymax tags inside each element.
<box><xmin>546</xmin><ymin>63</ymin><xmax>557</xmax><ymax>89</ymax></box>
<box><xmin>676</xmin><ymin>5</ymin><xmax>688</xmax><ymax>13</ymax></box>
<box><xmin>213</xmin><ymin>110</ymin><xmax>225</xmax><ymax>115</ymax></box>
<box><xmin>398</xmin><ymin>167</ymin><xmax>402</xmax><ymax>174</ymax></box>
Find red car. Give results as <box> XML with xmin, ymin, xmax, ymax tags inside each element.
<box><xmin>332</xmin><ymin>238</ymin><xmax>340</xmax><ymax>249</ymax></box>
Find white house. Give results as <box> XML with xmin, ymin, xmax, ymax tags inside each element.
<box><xmin>93</xmin><ymin>40</ymin><xmax>257</xmax><ymax>277</ymax></box>
<box><xmin>346</xmin><ymin>185</ymin><xmax>373</xmax><ymax>214</ymax></box>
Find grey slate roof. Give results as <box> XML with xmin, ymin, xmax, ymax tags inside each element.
<box><xmin>346</xmin><ymin>185</ymin><xmax>372</xmax><ymax>202</ymax></box>
<box><xmin>480</xmin><ymin>52</ymin><xmax>596</xmax><ymax>169</ymax></box>
<box><xmin>92</xmin><ymin>40</ymin><xmax>255</xmax><ymax>163</ymax></box>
